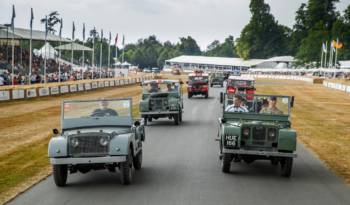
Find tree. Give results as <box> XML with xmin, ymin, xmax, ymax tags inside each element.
<box><xmin>290</xmin><ymin>3</ymin><xmax>308</xmax><ymax>55</ymax></box>
<box><xmin>205</xmin><ymin>36</ymin><xmax>237</xmax><ymax>57</ymax></box>
<box><xmin>235</xmin><ymin>0</ymin><xmax>291</xmax><ymax>59</ymax></box>
<box><xmin>177</xmin><ymin>36</ymin><xmax>201</xmax><ymax>55</ymax></box>
<box><xmin>40</xmin><ymin>11</ymin><xmax>60</xmax><ymax>34</ymax></box>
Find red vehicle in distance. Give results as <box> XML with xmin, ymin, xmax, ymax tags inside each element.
<box><xmin>187</xmin><ymin>70</ymin><xmax>209</xmax><ymax>99</ymax></box>
<box><xmin>225</xmin><ymin>76</ymin><xmax>255</xmax><ymax>101</ymax></box>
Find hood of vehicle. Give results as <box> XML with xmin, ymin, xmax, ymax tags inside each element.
<box><xmin>225</xmin><ymin>120</ymin><xmax>290</xmax><ymax>129</ymax></box>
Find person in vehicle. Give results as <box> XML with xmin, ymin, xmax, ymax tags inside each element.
<box><xmin>91</xmin><ymin>100</ymin><xmax>118</xmax><ymax>117</ymax></box>
<box><xmin>225</xmin><ymin>95</ymin><xmax>249</xmax><ymax>113</ymax></box>
<box><xmin>167</xmin><ymin>83</ymin><xmax>175</xmax><ymax>92</ymax></box>
<box><xmin>259</xmin><ymin>96</ymin><xmax>283</xmax><ymax>115</ymax></box>
<box><xmin>149</xmin><ymin>83</ymin><xmax>159</xmax><ymax>93</ymax></box>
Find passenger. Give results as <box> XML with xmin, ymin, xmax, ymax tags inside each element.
<box><xmin>259</xmin><ymin>96</ymin><xmax>283</xmax><ymax>115</ymax></box>
<box><xmin>167</xmin><ymin>83</ymin><xmax>175</xmax><ymax>92</ymax></box>
<box><xmin>91</xmin><ymin>100</ymin><xmax>118</xmax><ymax>117</ymax></box>
<box><xmin>225</xmin><ymin>95</ymin><xmax>249</xmax><ymax>113</ymax></box>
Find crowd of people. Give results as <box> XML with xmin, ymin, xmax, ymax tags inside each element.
<box><xmin>0</xmin><ymin>45</ymin><xmax>126</xmax><ymax>86</ymax></box>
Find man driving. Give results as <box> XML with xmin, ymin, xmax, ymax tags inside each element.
<box><xmin>149</xmin><ymin>83</ymin><xmax>159</xmax><ymax>93</ymax></box>
<box><xmin>91</xmin><ymin>100</ymin><xmax>118</xmax><ymax>117</ymax></box>
<box><xmin>225</xmin><ymin>95</ymin><xmax>248</xmax><ymax>113</ymax></box>
<box><xmin>167</xmin><ymin>83</ymin><xmax>175</xmax><ymax>92</ymax></box>
<box><xmin>259</xmin><ymin>96</ymin><xmax>283</xmax><ymax>115</ymax></box>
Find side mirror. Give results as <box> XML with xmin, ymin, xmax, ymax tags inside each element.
<box><xmin>220</xmin><ymin>92</ymin><xmax>224</xmax><ymax>104</ymax></box>
<box><xmin>134</xmin><ymin>120</ymin><xmax>141</xmax><ymax>127</ymax></box>
<box><xmin>53</xmin><ymin>128</ymin><xmax>59</xmax><ymax>135</ymax></box>
<box><xmin>291</xmin><ymin>96</ymin><xmax>295</xmax><ymax>108</ymax></box>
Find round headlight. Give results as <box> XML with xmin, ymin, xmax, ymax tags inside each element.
<box><xmin>243</xmin><ymin>128</ymin><xmax>250</xmax><ymax>136</ymax></box>
<box><xmin>70</xmin><ymin>138</ymin><xmax>79</xmax><ymax>147</ymax></box>
<box><xmin>268</xmin><ymin>130</ymin><xmax>276</xmax><ymax>138</ymax></box>
<box><xmin>99</xmin><ymin>137</ymin><xmax>109</xmax><ymax>146</ymax></box>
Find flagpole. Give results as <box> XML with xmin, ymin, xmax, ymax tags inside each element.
<box><xmin>108</xmin><ymin>32</ymin><xmax>111</xmax><ymax>70</ymax></box>
<box><xmin>92</xmin><ymin>27</ymin><xmax>95</xmax><ymax>79</ymax></box>
<box><xmin>71</xmin><ymin>22</ymin><xmax>74</xmax><ymax>77</ymax></box>
<box><xmin>99</xmin><ymin>29</ymin><xmax>103</xmax><ymax>79</ymax></box>
<box><xmin>335</xmin><ymin>38</ymin><xmax>339</xmax><ymax>69</ymax></box>
<box><xmin>11</xmin><ymin>5</ymin><xmax>15</xmax><ymax>85</ymax></box>
<box><xmin>324</xmin><ymin>41</ymin><xmax>328</xmax><ymax>69</ymax></box>
<box><xmin>44</xmin><ymin>15</ymin><xmax>47</xmax><ymax>83</ymax></box>
<box><xmin>58</xmin><ymin>18</ymin><xmax>62</xmax><ymax>83</ymax></box>
<box><xmin>82</xmin><ymin>23</ymin><xmax>85</xmax><ymax>80</ymax></box>
<box><xmin>320</xmin><ymin>43</ymin><xmax>323</xmax><ymax>68</ymax></box>
<box><xmin>122</xmin><ymin>35</ymin><xmax>125</xmax><ymax>63</ymax></box>
<box><xmin>29</xmin><ymin>8</ymin><xmax>33</xmax><ymax>85</ymax></box>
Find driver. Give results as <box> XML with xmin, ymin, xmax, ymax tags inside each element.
<box><xmin>225</xmin><ymin>95</ymin><xmax>248</xmax><ymax>113</ymax></box>
<box><xmin>259</xmin><ymin>96</ymin><xmax>283</xmax><ymax>115</ymax></box>
<box><xmin>167</xmin><ymin>83</ymin><xmax>175</xmax><ymax>92</ymax></box>
<box><xmin>91</xmin><ymin>100</ymin><xmax>118</xmax><ymax>117</ymax></box>
<box><xmin>149</xmin><ymin>83</ymin><xmax>159</xmax><ymax>93</ymax></box>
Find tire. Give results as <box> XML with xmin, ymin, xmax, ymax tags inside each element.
<box><xmin>120</xmin><ymin>150</ymin><xmax>133</xmax><ymax>185</ymax></box>
<box><xmin>221</xmin><ymin>153</ymin><xmax>232</xmax><ymax>173</ymax></box>
<box><xmin>271</xmin><ymin>158</ymin><xmax>279</xmax><ymax>166</ymax></box>
<box><xmin>188</xmin><ymin>93</ymin><xmax>192</xmax><ymax>99</ymax></box>
<box><xmin>148</xmin><ymin>117</ymin><xmax>152</xmax><ymax>122</ymax></box>
<box><xmin>143</xmin><ymin>117</ymin><xmax>147</xmax><ymax>126</ymax></box>
<box><xmin>179</xmin><ymin>111</ymin><xmax>182</xmax><ymax>123</ymax></box>
<box><xmin>133</xmin><ymin>150</ymin><xmax>142</xmax><ymax>170</ymax></box>
<box><xmin>205</xmin><ymin>93</ymin><xmax>208</xmax><ymax>99</ymax></box>
<box><xmin>174</xmin><ymin>114</ymin><xmax>179</xmax><ymax>125</ymax></box>
<box><xmin>53</xmin><ymin>164</ymin><xmax>68</xmax><ymax>187</ymax></box>
<box><xmin>210</xmin><ymin>84</ymin><xmax>213</xmax><ymax>87</ymax></box>
<box><xmin>280</xmin><ymin>157</ymin><xmax>293</xmax><ymax>177</ymax></box>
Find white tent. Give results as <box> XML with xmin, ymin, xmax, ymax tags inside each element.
<box><xmin>34</xmin><ymin>42</ymin><xmax>57</xmax><ymax>59</ymax></box>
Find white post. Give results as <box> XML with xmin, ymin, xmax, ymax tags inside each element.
<box><xmin>324</xmin><ymin>41</ymin><xmax>328</xmax><ymax>69</ymax></box>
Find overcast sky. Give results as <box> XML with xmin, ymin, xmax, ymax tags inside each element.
<box><xmin>0</xmin><ymin>0</ymin><xmax>349</xmax><ymax>50</ymax></box>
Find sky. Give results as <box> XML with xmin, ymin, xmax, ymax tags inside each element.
<box><xmin>0</xmin><ymin>0</ymin><xmax>349</xmax><ymax>50</ymax></box>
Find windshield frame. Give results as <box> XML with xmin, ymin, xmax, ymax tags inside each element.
<box><xmin>142</xmin><ymin>81</ymin><xmax>181</xmax><ymax>94</ymax></box>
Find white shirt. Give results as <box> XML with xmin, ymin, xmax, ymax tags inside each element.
<box><xmin>225</xmin><ymin>105</ymin><xmax>249</xmax><ymax>113</ymax></box>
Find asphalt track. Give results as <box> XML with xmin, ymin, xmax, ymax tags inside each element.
<box><xmin>8</xmin><ymin>85</ymin><xmax>350</xmax><ymax>205</ymax></box>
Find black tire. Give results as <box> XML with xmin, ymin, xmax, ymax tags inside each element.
<box><xmin>53</xmin><ymin>164</ymin><xmax>68</xmax><ymax>187</ymax></box>
<box><xmin>174</xmin><ymin>114</ymin><xmax>179</xmax><ymax>125</ymax></box>
<box><xmin>120</xmin><ymin>150</ymin><xmax>133</xmax><ymax>185</ymax></box>
<box><xmin>133</xmin><ymin>150</ymin><xmax>142</xmax><ymax>170</ymax></box>
<box><xmin>148</xmin><ymin>117</ymin><xmax>152</xmax><ymax>122</ymax></box>
<box><xmin>221</xmin><ymin>153</ymin><xmax>232</xmax><ymax>173</ymax></box>
<box><xmin>271</xmin><ymin>158</ymin><xmax>279</xmax><ymax>166</ymax></box>
<box><xmin>205</xmin><ymin>93</ymin><xmax>209</xmax><ymax>99</ymax></box>
<box><xmin>280</xmin><ymin>157</ymin><xmax>293</xmax><ymax>177</ymax></box>
<box><xmin>143</xmin><ymin>117</ymin><xmax>147</xmax><ymax>126</ymax></box>
<box><xmin>188</xmin><ymin>93</ymin><xmax>192</xmax><ymax>99</ymax></box>
<box><xmin>210</xmin><ymin>84</ymin><xmax>213</xmax><ymax>87</ymax></box>
<box><xmin>179</xmin><ymin>111</ymin><xmax>182</xmax><ymax>123</ymax></box>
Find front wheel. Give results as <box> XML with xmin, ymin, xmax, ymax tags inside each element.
<box><xmin>143</xmin><ymin>117</ymin><xmax>148</xmax><ymax>126</ymax></box>
<box><xmin>179</xmin><ymin>111</ymin><xmax>182</xmax><ymax>123</ymax></box>
<box><xmin>188</xmin><ymin>93</ymin><xmax>192</xmax><ymax>99</ymax></box>
<box><xmin>205</xmin><ymin>93</ymin><xmax>208</xmax><ymax>99</ymax></box>
<box><xmin>120</xmin><ymin>150</ymin><xmax>133</xmax><ymax>185</ymax></box>
<box><xmin>174</xmin><ymin>114</ymin><xmax>179</xmax><ymax>125</ymax></box>
<box><xmin>280</xmin><ymin>157</ymin><xmax>293</xmax><ymax>177</ymax></box>
<box><xmin>221</xmin><ymin>153</ymin><xmax>232</xmax><ymax>173</ymax></box>
<box><xmin>53</xmin><ymin>164</ymin><xmax>68</xmax><ymax>187</ymax></box>
<box><xmin>133</xmin><ymin>150</ymin><xmax>142</xmax><ymax>170</ymax></box>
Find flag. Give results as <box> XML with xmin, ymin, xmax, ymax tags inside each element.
<box><xmin>30</xmin><ymin>8</ymin><xmax>34</xmax><ymax>29</ymax></box>
<box><xmin>322</xmin><ymin>42</ymin><xmax>327</xmax><ymax>53</ymax></box>
<box><xmin>11</xmin><ymin>5</ymin><xmax>16</xmax><ymax>29</ymax></box>
<box><xmin>101</xmin><ymin>29</ymin><xmax>103</xmax><ymax>42</ymax></box>
<box><xmin>59</xmin><ymin>18</ymin><xmax>63</xmax><ymax>38</ymax></box>
<box><xmin>122</xmin><ymin>35</ymin><xmax>125</xmax><ymax>46</ymax></box>
<box><xmin>72</xmin><ymin>21</ymin><xmax>75</xmax><ymax>40</ymax></box>
<box><xmin>115</xmin><ymin>33</ymin><xmax>118</xmax><ymax>46</ymax></box>
<box><xmin>335</xmin><ymin>39</ymin><xmax>343</xmax><ymax>49</ymax></box>
<box><xmin>82</xmin><ymin>23</ymin><xmax>85</xmax><ymax>41</ymax></box>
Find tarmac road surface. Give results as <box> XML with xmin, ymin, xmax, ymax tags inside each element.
<box><xmin>8</xmin><ymin>86</ymin><xmax>350</xmax><ymax>205</ymax></box>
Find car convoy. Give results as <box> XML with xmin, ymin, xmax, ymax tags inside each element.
<box><xmin>48</xmin><ymin>70</ymin><xmax>297</xmax><ymax>187</ymax></box>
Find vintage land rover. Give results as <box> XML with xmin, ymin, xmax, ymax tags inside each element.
<box><xmin>209</xmin><ymin>72</ymin><xmax>225</xmax><ymax>87</ymax></box>
<box><xmin>48</xmin><ymin>98</ymin><xmax>145</xmax><ymax>186</ymax></box>
<box><xmin>217</xmin><ymin>94</ymin><xmax>297</xmax><ymax>177</ymax></box>
<box><xmin>140</xmin><ymin>80</ymin><xmax>183</xmax><ymax>125</ymax></box>
<box><xmin>187</xmin><ymin>70</ymin><xmax>209</xmax><ymax>98</ymax></box>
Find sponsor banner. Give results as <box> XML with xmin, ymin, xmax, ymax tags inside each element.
<box><xmin>85</xmin><ymin>83</ymin><xmax>91</xmax><ymax>90</ymax></box>
<box><xmin>26</xmin><ymin>89</ymin><xmax>37</xmax><ymax>98</ymax></box>
<box><xmin>115</xmin><ymin>80</ymin><xmax>120</xmax><ymax>86</ymax></box>
<box><xmin>98</xmin><ymin>81</ymin><xmax>104</xmax><ymax>88</ymax></box>
<box><xmin>70</xmin><ymin>84</ymin><xmax>77</xmax><ymax>92</ymax></box>
<box><xmin>120</xmin><ymin>79</ymin><xmax>125</xmax><ymax>85</ymax></box>
<box><xmin>91</xmin><ymin>82</ymin><xmax>98</xmax><ymax>89</ymax></box>
<box><xmin>0</xmin><ymin>90</ymin><xmax>10</xmax><ymax>101</ymax></box>
<box><xmin>104</xmin><ymin>81</ymin><xmax>109</xmax><ymax>87</ymax></box>
<box><xmin>39</xmin><ymin>87</ymin><xmax>49</xmax><ymax>96</ymax></box>
<box><xmin>110</xmin><ymin>80</ymin><xmax>115</xmax><ymax>86</ymax></box>
<box><xmin>78</xmin><ymin>84</ymin><xmax>85</xmax><ymax>91</ymax></box>
<box><xmin>60</xmin><ymin>85</ymin><xmax>69</xmax><ymax>93</ymax></box>
<box><xmin>12</xmin><ymin>89</ymin><xmax>25</xmax><ymax>99</ymax></box>
<box><xmin>50</xmin><ymin>86</ymin><xmax>60</xmax><ymax>95</ymax></box>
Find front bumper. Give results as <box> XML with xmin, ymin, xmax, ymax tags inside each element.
<box><xmin>50</xmin><ymin>156</ymin><xmax>127</xmax><ymax>165</ymax></box>
<box><xmin>222</xmin><ymin>148</ymin><xmax>297</xmax><ymax>158</ymax></box>
<box><xmin>140</xmin><ymin>110</ymin><xmax>179</xmax><ymax>115</ymax></box>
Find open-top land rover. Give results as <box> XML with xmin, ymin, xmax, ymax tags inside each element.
<box><xmin>48</xmin><ymin>98</ymin><xmax>145</xmax><ymax>186</ymax></box>
<box><xmin>209</xmin><ymin>72</ymin><xmax>225</xmax><ymax>87</ymax></box>
<box><xmin>225</xmin><ymin>76</ymin><xmax>256</xmax><ymax>105</ymax></box>
<box><xmin>187</xmin><ymin>70</ymin><xmax>209</xmax><ymax>98</ymax></box>
<box><xmin>140</xmin><ymin>79</ymin><xmax>183</xmax><ymax>125</ymax></box>
<box><xmin>217</xmin><ymin>94</ymin><xmax>297</xmax><ymax>177</ymax></box>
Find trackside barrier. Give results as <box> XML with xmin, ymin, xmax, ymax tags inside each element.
<box><xmin>0</xmin><ymin>75</ymin><xmax>154</xmax><ymax>101</ymax></box>
<box><xmin>323</xmin><ymin>80</ymin><xmax>350</xmax><ymax>93</ymax></box>
<box><xmin>243</xmin><ymin>74</ymin><xmax>315</xmax><ymax>83</ymax></box>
